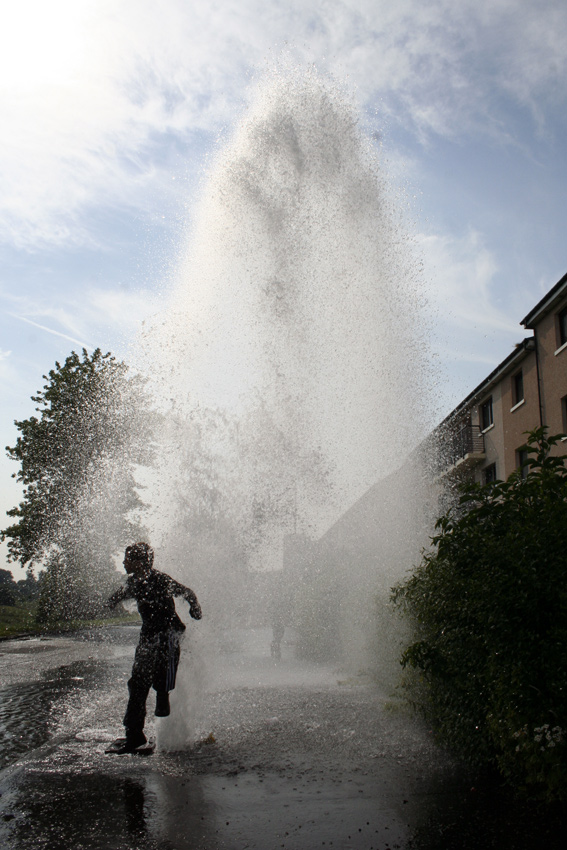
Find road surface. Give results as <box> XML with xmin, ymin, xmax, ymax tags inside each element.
<box><xmin>0</xmin><ymin>626</ymin><xmax>564</xmax><ymax>849</ymax></box>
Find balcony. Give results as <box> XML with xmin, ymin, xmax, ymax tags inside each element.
<box><xmin>438</xmin><ymin>425</ymin><xmax>486</xmax><ymax>478</ymax></box>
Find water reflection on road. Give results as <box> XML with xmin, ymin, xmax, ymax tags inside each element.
<box><xmin>0</xmin><ymin>629</ymin><xmax>137</xmax><ymax>770</ymax></box>
<box><xmin>2</xmin><ymin>772</ymin><xmax>214</xmax><ymax>850</ymax></box>
<box><xmin>0</xmin><ymin>659</ymin><xmax>103</xmax><ymax>769</ymax></box>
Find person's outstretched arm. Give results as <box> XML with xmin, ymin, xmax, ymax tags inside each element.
<box><xmin>106</xmin><ymin>584</ymin><xmax>131</xmax><ymax>610</ymax></box>
<box><xmin>170</xmin><ymin>578</ymin><xmax>202</xmax><ymax>620</ymax></box>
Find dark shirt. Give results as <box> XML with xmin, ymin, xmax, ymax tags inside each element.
<box><xmin>108</xmin><ymin>569</ymin><xmax>201</xmax><ymax>637</ymax></box>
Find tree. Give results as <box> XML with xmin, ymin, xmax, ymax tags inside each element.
<box><xmin>393</xmin><ymin>428</ymin><xmax>567</xmax><ymax>801</ymax></box>
<box><xmin>0</xmin><ymin>568</ymin><xmax>38</xmax><ymax>607</ymax></box>
<box><xmin>2</xmin><ymin>349</ymin><xmax>155</xmax><ymax>622</ymax></box>
<box><xmin>15</xmin><ymin>571</ymin><xmax>39</xmax><ymax>602</ymax></box>
<box><xmin>0</xmin><ymin>569</ymin><xmax>18</xmax><ymax>606</ymax></box>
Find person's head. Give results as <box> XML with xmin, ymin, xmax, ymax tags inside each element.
<box><xmin>124</xmin><ymin>542</ymin><xmax>154</xmax><ymax>577</ymax></box>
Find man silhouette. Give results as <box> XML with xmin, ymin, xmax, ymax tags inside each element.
<box><xmin>107</xmin><ymin>542</ymin><xmax>202</xmax><ymax>752</ymax></box>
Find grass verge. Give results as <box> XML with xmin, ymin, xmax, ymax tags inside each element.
<box><xmin>0</xmin><ymin>604</ymin><xmax>140</xmax><ymax>639</ymax></box>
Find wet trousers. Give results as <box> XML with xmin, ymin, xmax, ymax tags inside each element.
<box><xmin>123</xmin><ymin>630</ymin><xmax>181</xmax><ymax>736</ymax></box>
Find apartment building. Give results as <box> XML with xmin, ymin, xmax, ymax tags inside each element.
<box><xmin>433</xmin><ymin>272</ymin><xmax>567</xmax><ymax>486</ymax></box>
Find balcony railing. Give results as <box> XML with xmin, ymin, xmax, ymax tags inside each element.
<box><xmin>441</xmin><ymin>424</ymin><xmax>485</xmax><ymax>472</ymax></box>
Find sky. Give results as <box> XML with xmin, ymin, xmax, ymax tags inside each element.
<box><xmin>1</xmin><ymin>0</ymin><xmax>566</xmax><ymax>574</ymax></box>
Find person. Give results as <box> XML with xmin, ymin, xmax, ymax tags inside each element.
<box><xmin>268</xmin><ymin>577</ymin><xmax>291</xmax><ymax>661</ymax></box>
<box><xmin>270</xmin><ymin>609</ymin><xmax>285</xmax><ymax>660</ymax></box>
<box><xmin>107</xmin><ymin>542</ymin><xmax>202</xmax><ymax>752</ymax></box>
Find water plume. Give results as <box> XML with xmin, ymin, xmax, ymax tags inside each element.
<box><xmin>138</xmin><ymin>69</ymin><xmax>433</xmax><ymax>743</ymax></box>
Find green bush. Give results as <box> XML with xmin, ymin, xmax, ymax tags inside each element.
<box><xmin>393</xmin><ymin>428</ymin><xmax>567</xmax><ymax>801</ymax></box>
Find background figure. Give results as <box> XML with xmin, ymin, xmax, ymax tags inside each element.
<box><xmin>271</xmin><ymin>614</ymin><xmax>285</xmax><ymax>660</ymax></box>
<box><xmin>269</xmin><ymin>581</ymin><xmax>291</xmax><ymax>661</ymax></box>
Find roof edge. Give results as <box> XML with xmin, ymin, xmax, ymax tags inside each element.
<box><xmin>521</xmin><ymin>272</ymin><xmax>567</xmax><ymax>327</ymax></box>
<box><xmin>433</xmin><ymin>337</ymin><xmax>535</xmax><ymax>432</ymax></box>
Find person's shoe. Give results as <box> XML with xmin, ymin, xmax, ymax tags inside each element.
<box><xmin>122</xmin><ymin>731</ymin><xmax>147</xmax><ymax>752</ymax></box>
<box><xmin>155</xmin><ymin>692</ymin><xmax>170</xmax><ymax>717</ymax></box>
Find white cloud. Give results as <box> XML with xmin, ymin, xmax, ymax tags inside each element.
<box><xmin>0</xmin><ymin>0</ymin><xmax>565</xmax><ymax>250</ymax></box>
<box><xmin>9</xmin><ymin>315</ymin><xmax>92</xmax><ymax>350</ymax></box>
<box><xmin>1</xmin><ymin>279</ymin><xmax>160</xmax><ymax>354</ymax></box>
<box><xmin>85</xmin><ymin>286</ymin><xmax>162</xmax><ymax>332</ymax></box>
<box><xmin>417</xmin><ymin>228</ymin><xmax>530</xmax><ymax>398</ymax></box>
<box><xmin>2</xmin><ymin>285</ymin><xmax>91</xmax><ymax>340</ymax></box>
<box><xmin>414</xmin><ymin>225</ymin><xmax>541</xmax><ymax>415</ymax></box>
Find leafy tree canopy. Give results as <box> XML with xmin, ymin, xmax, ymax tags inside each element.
<box><xmin>393</xmin><ymin>428</ymin><xmax>567</xmax><ymax>801</ymax></box>
<box><xmin>1</xmin><ymin>348</ymin><xmax>155</xmax><ymax>621</ymax></box>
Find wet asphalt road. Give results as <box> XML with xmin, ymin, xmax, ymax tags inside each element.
<box><xmin>0</xmin><ymin>626</ymin><xmax>565</xmax><ymax>849</ymax></box>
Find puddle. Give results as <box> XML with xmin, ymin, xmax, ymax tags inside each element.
<box><xmin>0</xmin><ymin>659</ymin><xmax>108</xmax><ymax>769</ymax></box>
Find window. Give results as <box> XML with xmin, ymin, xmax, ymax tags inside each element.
<box><xmin>512</xmin><ymin>370</ymin><xmax>524</xmax><ymax>406</ymax></box>
<box><xmin>517</xmin><ymin>447</ymin><xmax>529</xmax><ymax>479</ymax></box>
<box><xmin>480</xmin><ymin>397</ymin><xmax>493</xmax><ymax>431</ymax></box>
<box><xmin>559</xmin><ymin>308</ymin><xmax>567</xmax><ymax>347</ymax></box>
<box><xmin>483</xmin><ymin>463</ymin><xmax>497</xmax><ymax>484</ymax></box>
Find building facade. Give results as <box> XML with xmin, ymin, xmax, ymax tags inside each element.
<box><xmin>433</xmin><ymin>272</ymin><xmax>567</xmax><ymax>486</ymax></box>
<box><xmin>521</xmin><ymin>272</ymin><xmax>567</xmax><ymax>441</ymax></box>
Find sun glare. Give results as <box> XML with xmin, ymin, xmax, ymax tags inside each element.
<box><xmin>0</xmin><ymin>0</ymin><xmax>92</xmax><ymax>91</ymax></box>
